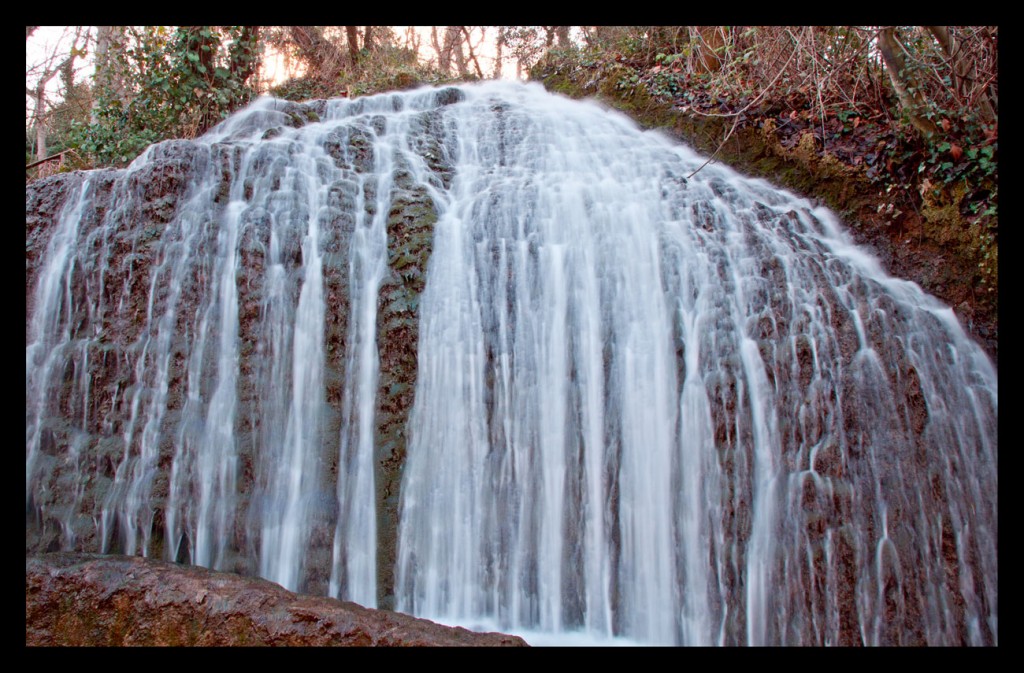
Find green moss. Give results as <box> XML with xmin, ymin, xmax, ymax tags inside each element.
<box><xmin>374</xmin><ymin>183</ymin><xmax>439</xmax><ymax>610</ymax></box>
<box><xmin>920</xmin><ymin>180</ymin><xmax>969</xmax><ymax>241</ymax></box>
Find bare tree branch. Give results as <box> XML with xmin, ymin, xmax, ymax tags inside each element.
<box><xmin>289</xmin><ymin>26</ymin><xmax>346</xmax><ymax>80</ymax></box>
<box><xmin>28</xmin><ymin>30</ymin><xmax>82</xmax><ymax>163</ymax></box>
<box><xmin>924</xmin><ymin>25</ymin><xmax>996</xmax><ymax>124</ymax></box>
<box><xmin>447</xmin><ymin>26</ymin><xmax>465</xmax><ymax>76</ymax></box>
<box><xmin>461</xmin><ymin>26</ymin><xmax>485</xmax><ymax>78</ymax></box>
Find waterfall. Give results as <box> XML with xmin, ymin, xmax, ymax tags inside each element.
<box><xmin>26</xmin><ymin>81</ymin><xmax>997</xmax><ymax>646</ymax></box>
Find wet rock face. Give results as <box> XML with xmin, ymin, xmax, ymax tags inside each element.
<box><xmin>26</xmin><ymin>553</ymin><xmax>527</xmax><ymax>646</ymax></box>
<box><xmin>25</xmin><ymin>146</ymin><xmax>213</xmax><ymax>558</ymax></box>
<box><xmin>26</xmin><ymin>170</ymin><xmax>115</xmax><ymax>341</ymax></box>
<box><xmin>25</xmin><ymin>88</ymin><xmax>459</xmax><ymax>605</ymax></box>
<box><xmin>374</xmin><ymin>183</ymin><xmax>437</xmax><ymax>609</ymax></box>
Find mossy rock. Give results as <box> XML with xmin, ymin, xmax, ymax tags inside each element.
<box><xmin>920</xmin><ymin>180</ymin><xmax>969</xmax><ymax>243</ymax></box>
<box><xmin>434</xmin><ymin>87</ymin><xmax>465</xmax><ymax>107</ymax></box>
<box><xmin>372</xmin><ymin>183</ymin><xmax>438</xmax><ymax>609</ymax></box>
<box><xmin>277</xmin><ymin>101</ymin><xmax>321</xmax><ymax>128</ymax></box>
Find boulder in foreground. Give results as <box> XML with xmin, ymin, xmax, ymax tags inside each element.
<box><xmin>26</xmin><ymin>553</ymin><xmax>528</xmax><ymax>646</ymax></box>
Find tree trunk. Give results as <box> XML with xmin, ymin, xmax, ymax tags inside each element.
<box><xmin>461</xmin><ymin>27</ymin><xmax>485</xmax><ymax>78</ymax></box>
<box><xmin>493</xmin><ymin>29</ymin><xmax>504</xmax><ymax>79</ymax></box>
<box><xmin>180</xmin><ymin>27</ymin><xmax>220</xmax><ymax>134</ymax></box>
<box><xmin>92</xmin><ymin>26</ymin><xmax>128</xmax><ymax>122</ymax></box>
<box><xmin>184</xmin><ymin>27</ymin><xmax>217</xmax><ymax>85</ymax></box>
<box><xmin>555</xmin><ymin>26</ymin><xmax>570</xmax><ymax>47</ymax></box>
<box><xmin>446</xmin><ymin>26</ymin><xmax>465</xmax><ymax>76</ymax></box>
<box><xmin>430</xmin><ymin>27</ymin><xmax>444</xmax><ymax>74</ymax></box>
<box><xmin>33</xmin><ymin>84</ymin><xmax>47</xmax><ymax>163</ymax></box>
<box><xmin>229</xmin><ymin>26</ymin><xmax>261</xmax><ymax>84</ymax></box>
<box><xmin>693</xmin><ymin>26</ymin><xmax>725</xmax><ymax>73</ymax></box>
<box><xmin>30</xmin><ymin>32</ymin><xmax>82</xmax><ymax>163</ymax></box>
<box><xmin>404</xmin><ymin>26</ymin><xmax>420</xmax><ymax>54</ymax></box>
<box><xmin>877</xmin><ymin>27</ymin><xmax>939</xmax><ymax>137</ymax></box>
<box><xmin>433</xmin><ymin>26</ymin><xmax>457</xmax><ymax>76</ymax></box>
<box><xmin>346</xmin><ymin>26</ymin><xmax>360</xmax><ymax>67</ymax></box>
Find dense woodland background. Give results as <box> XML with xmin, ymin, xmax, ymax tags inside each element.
<box><xmin>26</xmin><ymin>26</ymin><xmax>998</xmax><ymax>345</ymax></box>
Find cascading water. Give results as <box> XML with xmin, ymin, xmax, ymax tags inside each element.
<box><xmin>391</xmin><ymin>84</ymin><xmax>997</xmax><ymax>646</ymax></box>
<box><xmin>26</xmin><ymin>81</ymin><xmax>996</xmax><ymax>646</ymax></box>
<box><xmin>26</xmin><ymin>88</ymin><xmax>453</xmax><ymax>604</ymax></box>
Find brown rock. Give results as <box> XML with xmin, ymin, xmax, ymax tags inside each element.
<box><xmin>25</xmin><ymin>553</ymin><xmax>528</xmax><ymax>647</ymax></box>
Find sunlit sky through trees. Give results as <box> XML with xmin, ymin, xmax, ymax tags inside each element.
<box><xmin>27</xmin><ymin>26</ymin><xmax>526</xmax><ymax>129</ymax></box>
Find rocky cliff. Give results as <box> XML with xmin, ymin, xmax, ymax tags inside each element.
<box><xmin>26</xmin><ymin>91</ymin><xmax>462</xmax><ymax>609</ymax></box>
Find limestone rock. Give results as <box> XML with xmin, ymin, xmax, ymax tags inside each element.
<box><xmin>25</xmin><ymin>553</ymin><xmax>528</xmax><ymax>646</ymax></box>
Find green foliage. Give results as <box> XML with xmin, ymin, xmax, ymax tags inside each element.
<box><xmin>500</xmin><ymin>27</ymin><xmax>549</xmax><ymax>70</ymax></box>
<box><xmin>70</xmin><ymin>26</ymin><xmax>261</xmax><ymax>168</ymax></box>
<box><xmin>615</xmin><ymin>71</ymin><xmax>640</xmax><ymax>93</ymax></box>
<box><xmin>871</xmin><ymin>27</ymin><xmax>998</xmax><ymax>234</ymax></box>
<box><xmin>349</xmin><ymin>59</ymin><xmax>454</xmax><ymax>98</ymax></box>
<box><xmin>43</xmin><ymin>79</ymin><xmax>93</xmax><ymax>157</ymax></box>
<box><xmin>647</xmin><ymin>68</ymin><xmax>685</xmax><ymax>98</ymax></box>
<box><xmin>870</xmin><ymin>116</ymin><xmax>998</xmax><ymax>247</ymax></box>
<box><xmin>269</xmin><ymin>75</ymin><xmax>325</xmax><ymax>102</ymax></box>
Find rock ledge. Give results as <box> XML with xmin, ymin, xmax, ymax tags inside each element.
<box><xmin>26</xmin><ymin>553</ymin><xmax>528</xmax><ymax>647</ymax></box>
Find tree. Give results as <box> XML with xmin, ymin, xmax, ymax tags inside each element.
<box><xmin>499</xmin><ymin>26</ymin><xmax>577</xmax><ymax>76</ymax></box>
<box><xmin>26</xmin><ymin>26</ymin><xmax>87</xmax><ymax>171</ymax></box>
<box><xmin>346</xmin><ymin>26</ymin><xmax>361</xmax><ymax>67</ymax></box>
<box><xmin>877</xmin><ymin>27</ymin><xmax>939</xmax><ymax>137</ymax></box>
<box><xmin>73</xmin><ymin>26</ymin><xmax>263</xmax><ymax>167</ymax></box>
<box><xmin>492</xmin><ymin>28</ymin><xmax>504</xmax><ymax>79</ymax></box>
<box><xmin>922</xmin><ymin>26</ymin><xmax>997</xmax><ymax>125</ymax></box>
<box><xmin>430</xmin><ymin>26</ymin><xmax>459</xmax><ymax>76</ymax></box>
<box><xmin>93</xmin><ymin>26</ymin><xmax>129</xmax><ymax>121</ymax></box>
